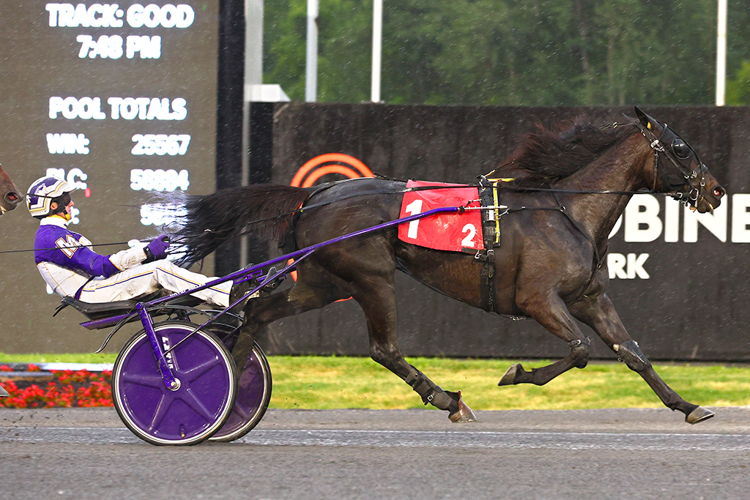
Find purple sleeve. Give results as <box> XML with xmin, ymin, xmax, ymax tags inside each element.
<box><xmin>34</xmin><ymin>225</ymin><xmax>119</xmax><ymax>278</ymax></box>
<box><xmin>68</xmin><ymin>246</ymin><xmax>120</xmax><ymax>278</ymax></box>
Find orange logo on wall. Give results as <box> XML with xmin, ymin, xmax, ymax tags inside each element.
<box><xmin>290</xmin><ymin>153</ymin><xmax>374</xmax><ymax>187</ymax></box>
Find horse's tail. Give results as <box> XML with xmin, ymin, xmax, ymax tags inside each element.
<box><xmin>169</xmin><ymin>184</ymin><xmax>311</xmax><ymax>265</ymax></box>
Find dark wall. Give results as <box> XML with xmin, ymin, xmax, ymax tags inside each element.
<box><xmin>247</xmin><ymin>102</ymin><xmax>749</xmax><ymax>362</ymax></box>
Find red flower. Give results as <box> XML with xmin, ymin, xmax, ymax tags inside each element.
<box><xmin>0</xmin><ymin>369</ymin><xmax>114</xmax><ymax>408</ymax></box>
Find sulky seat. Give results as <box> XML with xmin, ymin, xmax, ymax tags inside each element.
<box><xmin>54</xmin><ymin>292</ymin><xmax>203</xmax><ymax>321</ymax></box>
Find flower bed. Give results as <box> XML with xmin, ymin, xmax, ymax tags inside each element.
<box><xmin>0</xmin><ymin>364</ymin><xmax>113</xmax><ymax>408</ymax></box>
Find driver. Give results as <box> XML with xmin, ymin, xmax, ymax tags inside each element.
<box><xmin>26</xmin><ymin>176</ymin><xmax>253</xmax><ymax>310</ymax></box>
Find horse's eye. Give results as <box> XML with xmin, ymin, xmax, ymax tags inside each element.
<box><xmin>672</xmin><ymin>139</ymin><xmax>691</xmax><ymax>159</ymax></box>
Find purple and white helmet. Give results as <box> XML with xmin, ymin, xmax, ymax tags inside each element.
<box><xmin>26</xmin><ymin>176</ymin><xmax>75</xmax><ymax>218</ymax></box>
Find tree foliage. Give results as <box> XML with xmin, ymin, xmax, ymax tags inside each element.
<box><xmin>263</xmin><ymin>1</ymin><xmax>750</xmax><ymax>106</ymax></box>
<box><xmin>727</xmin><ymin>61</ymin><xmax>750</xmax><ymax>104</ymax></box>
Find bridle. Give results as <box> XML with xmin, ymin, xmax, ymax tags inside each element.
<box><xmin>634</xmin><ymin>120</ymin><xmax>709</xmax><ymax>209</ymax></box>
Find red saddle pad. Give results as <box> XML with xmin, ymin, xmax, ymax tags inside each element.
<box><xmin>398</xmin><ymin>180</ymin><xmax>483</xmax><ymax>252</ymax></box>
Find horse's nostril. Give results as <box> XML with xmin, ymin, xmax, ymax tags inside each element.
<box><xmin>713</xmin><ymin>187</ymin><xmax>725</xmax><ymax>198</ymax></box>
<box><xmin>6</xmin><ymin>192</ymin><xmax>20</xmax><ymax>203</ymax></box>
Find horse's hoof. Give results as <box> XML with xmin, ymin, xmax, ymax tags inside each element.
<box><xmin>448</xmin><ymin>392</ymin><xmax>478</xmax><ymax>423</ymax></box>
<box><xmin>686</xmin><ymin>406</ymin><xmax>715</xmax><ymax>424</ymax></box>
<box><xmin>498</xmin><ymin>364</ymin><xmax>521</xmax><ymax>386</ymax></box>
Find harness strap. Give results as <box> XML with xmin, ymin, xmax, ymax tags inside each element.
<box><xmin>550</xmin><ymin>192</ymin><xmax>606</xmax><ymax>298</ymax></box>
<box><xmin>477</xmin><ymin>183</ymin><xmax>499</xmax><ymax>312</ymax></box>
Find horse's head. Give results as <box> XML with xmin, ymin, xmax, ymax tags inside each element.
<box><xmin>0</xmin><ymin>164</ymin><xmax>22</xmax><ymax>215</ymax></box>
<box><xmin>634</xmin><ymin>106</ymin><xmax>725</xmax><ymax>213</ymax></box>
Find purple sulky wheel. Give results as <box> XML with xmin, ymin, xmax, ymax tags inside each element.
<box><xmin>112</xmin><ymin>322</ymin><xmax>236</xmax><ymax>446</ymax></box>
<box><xmin>210</xmin><ymin>341</ymin><xmax>272</xmax><ymax>442</ymax></box>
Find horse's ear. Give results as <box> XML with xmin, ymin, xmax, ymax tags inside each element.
<box><xmin>634</xmin><ymin>106</ymin><xmax>651</xmax><ymax>129</ymax></box>
<box><xmin>633</xmin><ymin>106</ymin><xmax>660</xmax><ymax>131</ymax></box>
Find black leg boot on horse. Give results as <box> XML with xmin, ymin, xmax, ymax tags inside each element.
<box><xmin>404</xmin><ymin>366</ymin><xmax>476</xmax><ymax>422</ymax></box>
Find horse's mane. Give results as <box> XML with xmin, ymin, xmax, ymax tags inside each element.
<box><xmin>493</xmin><ymin>118</ymin><xmax>635</xmax><ymax>186</ymax></box>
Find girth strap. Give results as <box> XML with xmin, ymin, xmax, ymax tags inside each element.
<box><xmin>477</xmin><ymin>184</ymin><xmax>499</xmax><ymax>312</ymax></box>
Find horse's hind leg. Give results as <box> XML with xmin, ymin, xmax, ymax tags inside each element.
<box><xmin>571</xmin><ymin>293</ymin><xmax>714</xmax><ymax>424</ymax></box>
<box><xmin>499</xmin><ymin>293</ymin><xmax>592</xmax><ymax>386</ymax></box>
<box><xmin>232</xmin><ymin>263</ymin><xmax>475</xmax><ymax>423</ymax></box>
<box><xmin>351</xmin><ymin>275</ymin><xmax>477</xmax><ymax>422</ymax></box>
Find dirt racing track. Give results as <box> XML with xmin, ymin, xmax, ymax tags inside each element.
<box><xmin>2</xmin><ymin>406</ymin><xmax>750</xmax><ymax>499</ymax></box>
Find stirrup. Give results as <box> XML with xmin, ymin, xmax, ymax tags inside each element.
<box><xmin>228</xmin><ymin>280</ymin><xmax>257</xmax><ymax>316</ymax></box>
<box><xmin>260</xmin><ymin>266</ymin><xmax>283</xmax><ymax>291</ymax></box>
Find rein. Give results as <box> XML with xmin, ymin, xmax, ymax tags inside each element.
<box><xmin>2</xmin><ymin>184</ymin><xmax>650</xmax><ymax>255</ymax></box>
<box><xmin>226</xmin><ymin>169</ymin><xmax>691</xmax><ymax>233</ymax></box>
<box><xmin>0</xmin><ymin>240</ymin><xmax>150</xmax><ymax>255</ymax></box>
<box><xmin>192</xmin><ymin>172</ymin><xmax>688</xmax><ymax>244</ymax></box>
<box><xmin>1</xmin><ymin>121</ymin><xmax>705</xmax><ymax>255</ymax></box>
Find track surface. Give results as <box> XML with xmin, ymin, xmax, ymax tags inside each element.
<box><xmin>2</xmin><ymin>407</ymin><xmax>749</xmax><ymax>499</ymax></box>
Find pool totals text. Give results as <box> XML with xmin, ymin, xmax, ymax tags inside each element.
<box><xmin>1</xmin><ymin>1</ymin><xmax>221</xmax><ymax>228</ymax></box>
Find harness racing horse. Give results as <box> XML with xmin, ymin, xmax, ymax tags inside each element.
<box><xmin>0</xmin><ymin>164</ymin><xmax>21</xmax><ymax>216</ymax></box>
<box><xmin>0</xmin><ymin>165</ymin><xmax>21</xmax><ymax>397</ymax></box>
<box><xmin>172</xmin><ymin>107</ymin><xmax>726</xmax><ymax>424</ymax></box>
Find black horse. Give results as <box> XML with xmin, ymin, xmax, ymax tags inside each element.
<box><xmin>172</xmin><ymin>108</ymin><xmax>725</xmax><ymax>424</ymax></box>
<box><xmin>0</xmin><ymin>164</ymin><xmax>20</xmax><ymax>397</ymax></box>
<box><xmin>0</xmin><ymin>164</ymin><xmax>21</xmax><ymax>216</ymax></box>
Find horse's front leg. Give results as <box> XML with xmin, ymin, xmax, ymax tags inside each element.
<box><xmin>570</xmin><ymin>292</ymin><xmax>714</xmax><ymax>424</ymax></box>
<box><xmin>499</xmin><ymin>293</ymin><xmax>592</xmax><ymax>386</ymax></box>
